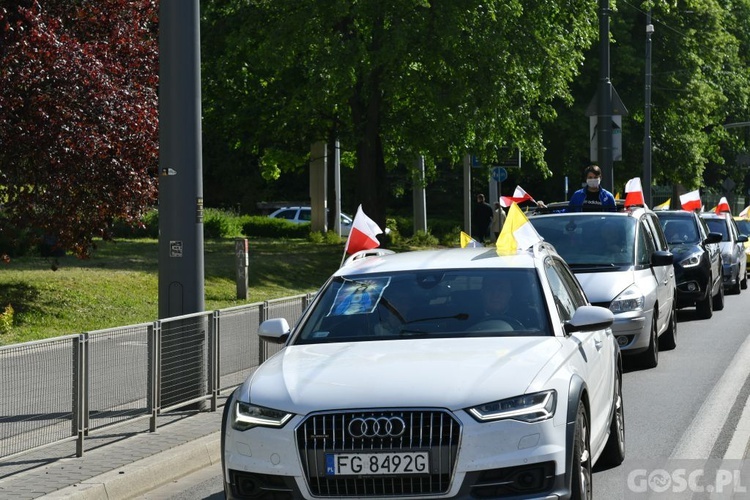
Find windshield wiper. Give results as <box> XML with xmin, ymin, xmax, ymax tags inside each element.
<box><xmin>569</xmin><ymin>263</ymin><xmax>617</xmax><ymax>269</ymax></box>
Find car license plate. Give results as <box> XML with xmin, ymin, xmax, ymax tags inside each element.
<box><xmin>325</xmin><ymin>451</ymin><xmax>430</xmax><ymax>476</ymax></box>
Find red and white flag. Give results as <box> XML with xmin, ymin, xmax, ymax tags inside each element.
<box><xmin>680</xmin><ymin>190</ymin><xmax>702</xmax><ymax>211</ymax></box>
<box><xmin>715</xmin><ymin>197</ymin><xmax>731</xmax><ymax>214</ymax></box>
<box><xmin>624</xmin><ymin>177</ymin><xmax>645</xmax><ymax>207</ymax></box>
<box><xmin>500</xmin><ymin>186</ymin><xmax>536</xmax><ymax>208</ymax></box>
<box><xmin>344</xmin><ymin>205</ymin><xmax>383</xmax><ymax>255</ymax></box>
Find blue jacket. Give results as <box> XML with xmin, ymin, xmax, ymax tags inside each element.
<box><xmin>568</xmin><ymin>188</ymin><xmax>616</xmax><ymax>212</ymax></box>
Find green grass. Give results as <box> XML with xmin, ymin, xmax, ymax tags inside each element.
<box><xmin>0</xmin><ymin>237</ymin><xmax>348</xmax><ymax>345</ymax></box>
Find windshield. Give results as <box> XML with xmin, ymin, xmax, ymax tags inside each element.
<box><xmin>529</xmin><ymin>215</ymin><xmax>635</xmax><ymax>267</ymax></box>
<box><xmin>294</xmin><ymin>268</ymin><xmax>551</xmax><ymax>344</ymax></box>
<box><xmin>657</xmin><ymin>216</ymin><xmax>700</xmax><ymax>245</ymax></box>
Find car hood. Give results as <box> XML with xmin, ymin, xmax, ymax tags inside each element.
<box><xmin>239</xmin><ymin>337</ymin><xmax>563</xmax><ymax>414</ymax></box>
<box><xmin>574</xmin><ymin>269</ymin><xmax>634</xmax><ymax>304</ymax></box>
<box><xmin>668</xmin><ymin>243</ymin><xmax>701</xmax><ymax>261</ymax></box>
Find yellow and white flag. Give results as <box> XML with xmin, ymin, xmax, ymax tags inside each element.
<box><xmin>653</xmin><ymin>198</ymin><xmax>671</xmax><ymax>210</ymax></box>
<box><xmin>460</xmin><ymin>231</ymin><xmax>482</xmax><ymax>248</ymax></box>
<box><xmin>496</xmin><ymin>203</ymin><xmax>542</xmax><ymax>256</ymax></box>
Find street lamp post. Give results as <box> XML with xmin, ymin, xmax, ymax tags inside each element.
<box><xmin>598</xmin><ymin>0</ymin><xmax>614</xmax><ymax>193</ymax></box>
<box><xmin>643</xmin><ymin>11</ymin><xmax>654</xmax><ymax>207</ymax></box>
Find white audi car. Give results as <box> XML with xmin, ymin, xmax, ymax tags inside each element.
<box><xmin>222</xmin><ymin>244</ymin><xmax>624</xmax><ymax>499</ymax></box>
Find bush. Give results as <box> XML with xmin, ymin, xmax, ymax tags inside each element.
<box><xmin>242</xmin><ymin>216</ymin><xmax>311</xmax><ymax>238</ymax></box>
<box><xmin>0</xmin><ymin>304</ymin><xmax>13</xmax><ymax>335</ymax></box>
<box><xmin>203</xmin><ymin>208</ymin><xmax>247</xmax><ymax>239</ymax></box>
<box><xmin>405</xmin><ymin>230</ymin><xmax>440</xmax><ymax>248</ymax></box>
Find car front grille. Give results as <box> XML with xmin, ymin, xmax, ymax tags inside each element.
<box><xmin>295</xmin><ymin>409</ymin><xmax>461</xmax><ymax>497</ymax></box>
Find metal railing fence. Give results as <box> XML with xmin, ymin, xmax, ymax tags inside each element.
<box><xmin>0</xmin><ymin>293</ymin><xmax>313</xmax><ymax>464</ymax></box>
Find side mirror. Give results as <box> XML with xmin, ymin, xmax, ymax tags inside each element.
<box><xmin>564</xmin><ymin>305</ymin><xmax>614</xmax><ymax>334</ymax></box>
<box><xmin>704</xmin><ymin>232</ymin><xmax>722</xmax><ymax>244</ymax></box>
<box><xmin>738</xmin><ymin>234</ymin><xmax>748</xmax><ymax>243</ymax></box>
<box><xmin>258</xmin><ymin>318</ymin><xmax>291</xmax><ymax>344</ymax></box>
<box><xmin>651</xmin><ymin>250</ymin><xmax>673</xmax><ymax>266</ymax></box>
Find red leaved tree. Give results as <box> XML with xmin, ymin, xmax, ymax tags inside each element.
<box><xmin>0</xmin><ymin>0</ymin><xmax>158</xmax><ymax>259</ymax></box>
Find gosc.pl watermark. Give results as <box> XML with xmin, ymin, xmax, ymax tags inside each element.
<box><xmin>624</xmin><ymin>460</ymin><xmax>750</xmax><ymax>499</ymax></box>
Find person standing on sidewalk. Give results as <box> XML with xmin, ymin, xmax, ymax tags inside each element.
<box><xmin>473</xmin><ymin>194</ymin><xmax>494</xmax><ymax>242</ymax></box>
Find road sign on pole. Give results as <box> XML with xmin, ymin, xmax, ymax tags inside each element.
<box><xmin>491</xmin><ymin>167</ymin><xmax>508</xmax><ymax>183</ymax></box>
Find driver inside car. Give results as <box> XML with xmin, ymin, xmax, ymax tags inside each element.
<box><xmin>471</xmin><ymin>275</ymin><xmax>542</xmax><ymax>333</ymax></box>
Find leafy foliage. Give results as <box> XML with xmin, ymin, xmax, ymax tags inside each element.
<box><xmin>0</xmin><ymin>0</ymin><xmax>159</xmax><ymax>258</ymax></box>
<box><xmin>200</xmin><ymin>0</ymin><xmax>600</xmax><ymax>227</ymax></box>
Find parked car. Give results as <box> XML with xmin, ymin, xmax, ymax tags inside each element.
<box><xmin>528</xmin><ymin>204</ymin><xmax>676</xmax><ymax>368</ymax></box>
<box><xmin>733</xmin><ymin>216</ymin><xmax>750</xmax><ymax>266</ymax></box>
<box><xmin>222</xmin><ymin>244</ymin><xmax>624</xmax><ymax>499</ymax></box>
<box><xmin>655</xmin><ymin>210</ymin><xmax>724</xmax><ymax>318</ymax></box>
<box><xmin>268</xmin><ymin>206</ymin><xmax>354</xmax><ymax>235</ymax></box>
<box><xmin>700</xmin><ymin>212</ymin><xmax>748</xmax><ymax>294</ymax></box>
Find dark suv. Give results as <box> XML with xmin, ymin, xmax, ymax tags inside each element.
<box><xmin>655</xmin><ymin>210</ymin><xmax>723</xmax><ymax>318</ymax></box>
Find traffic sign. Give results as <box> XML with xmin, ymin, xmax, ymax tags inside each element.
<box><xmin>491</xmin><ymin>166</ymin><xmax>508</xmax><ymax>182</ymax></box>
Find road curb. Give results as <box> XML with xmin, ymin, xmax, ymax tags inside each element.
<box><xmin>38</xmin><ymin>432</ymin><xmax>221</xmax><ymax>500</ymax></box>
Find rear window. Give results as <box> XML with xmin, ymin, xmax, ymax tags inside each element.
<box><xmin>529</xmin><ymin>215</ymin><xmax>635</xmax><ymax>267</ymax></box>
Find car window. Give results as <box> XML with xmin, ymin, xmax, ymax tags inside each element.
<box><xmin>275</xmin><ymin>209</ymin><xmax>298</xmax><ymax>221</ymax></box>
<box><xmin>644</xmin><ymin>214</ymin><xmax>668</xmax><ymax>250</ymax></box>
<box><xmin>299</xmin><ymin>209</ymin><xmax>312</xmax><ymax>222</ymax></box>
<box><xmin>635</xmin><ymin>221</ymin><xmax>653</xmax><ymax>266</ymax></box>
<box><xmin>294</xmin><ymin>268</ymin><xmax>551</xmax><ymax>343</ymax></box>
<box><xmin>542</xmin><ymin>258</ymin><xmax>585</xmax><ymax>322</ymax></box>
<box><xmin>704</xmin><ymin>218</ymin><xmax>729</xmax><ymax>241</ymax></box>
<box><xmin>736</xmin><ymin>219</ymin><xmax>750</xmax><ymax>237</ymax></box>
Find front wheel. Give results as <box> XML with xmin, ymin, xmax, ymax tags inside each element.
<box><xmin>570</xmin><ymin>405</ymin><xmax>593</xmax><ymax>500</ymax></box>
<box><xmin>658</xmin><ymin>304</ymin><xmax>677</xmax><ymax>351</ymax></box>
<box><xmin>713</xmin><ymin>279</ymin><xmax>725</xmax><ymax>311</ymax></box>
<box><xmin>599</xmin><ymin>371</ymin><xmax>625</xmax><ymax>467</ymax></box>
<box><xmin>637</xmin><ymin>315</ymin><xmax>659</xmax><ymax>369</ymax></box>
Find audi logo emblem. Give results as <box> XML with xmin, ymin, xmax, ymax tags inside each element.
<box><xmin>348</xmin><ymin>416</ymin><xmax>406</xmax><ymax>438</ymax></box>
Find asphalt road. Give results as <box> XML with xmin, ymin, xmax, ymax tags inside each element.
<box><xmin>135</xmin><ymin>287</ymin><xmax>750</xmax><ymax>499</ymax></box>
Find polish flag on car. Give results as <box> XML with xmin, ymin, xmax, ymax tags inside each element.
<box><xmin>344</xmin><ymin>205</ymin><xmax>383</xmax><ymax>255</ymax></box>
<box><xmin>624</xmin><ymin>177</ymin><xmax>645</xmax><ymax>207</ymax></box>
<box><xmin>500</xmin><ymin>186</ymin><xmax>536</xmax><ymax>207</ymax></box>
<box><xmin>715</xmin><ymin>197</ymin><xmax>731</xmax><ymax>214</ymax></box>
<box><xmin>680</xmin><ymin>190</ymin><xmax>702</xmax><ymax>211</ymax></box>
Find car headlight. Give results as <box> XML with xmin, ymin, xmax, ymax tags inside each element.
<box><xmin>467</xmin><ymin>390</ymin><xmax>556</xmax><ymax>423</ymax></box>
<box><xmin>231</xmin><ymin>401</ymin><xmax>294</xmax><ymax>431</ymax></box>
<box><xmin>678</xmin><ymin>253</ymin><xmax>702</xmax><ymax>268</ymax></box>
<box><xmin>609</xmin><ymin>284</ymin><xmax>645</xmax><ymax>313</ymax></box>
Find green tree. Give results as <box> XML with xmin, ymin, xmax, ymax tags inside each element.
<box><xmin>0</xmin><ymin>0</ymin><xmax>159</xmax><ymax>258</ymax></box>
<box><xmin>540</xmin><ymin>0</ymin><xmax>750</xmax><ymax>200</ymax></box>
<box><xmin>201</xmin><ymin>0</ymin><xmax>600</xmax><ymax>226</ymax></box>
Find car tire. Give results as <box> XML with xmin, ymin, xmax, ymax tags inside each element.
<box><xmin>658</xmin><ymin>304</ymin><xmax>677</xmax><ymax>351</ymax></box>
<box><xmin>713</xmin><ymin>279</ymin><xmax>725</xmax><ymax>311</ymax></box>
<box><xmin>742</xmin><ymin>269</ymin><xmax>747</xmax><ymax>290</ymax></box>
<box><xmin>638</xmin><ymin>315</ymin><xmax>659</xmax><ymax>369</ymax></box>
<box><xmin>599</xmin><ymin>370</ymin><xmax>625</xmax><ymax>467</ymax></box>
<box><xmin>571</xmin><ymin>405</ymin><xmax>593</xmax><ymax>500</ymax></box>
<box><xmin>730</xmin><ymin>266</ymin><xmax>742</xmax><ymax>295</ymax></box>
<box><xmin>696</xmin><ymin>286</ymin><xmax>713</xmax><ymax>319</ymax></box>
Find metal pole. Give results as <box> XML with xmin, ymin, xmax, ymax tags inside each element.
<box><xmin>643</xmin><ymin>12</ymin><xmax>654</xmax><ymax>207</ymax></box>
<box><xmin>598</xmin><ymin>0</ymin><xmax>614</xmax><ymax>193</ymax></box>
<box><xmin>158</xmin><ymin>0</ymin><xmax>205</xmax><ymax>318</ymax></box>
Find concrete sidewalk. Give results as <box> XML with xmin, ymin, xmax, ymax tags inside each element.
<box><xmin>0</xmin><ymin>403</ymin><xmax>224</xmax><ymax>500</ymax></box>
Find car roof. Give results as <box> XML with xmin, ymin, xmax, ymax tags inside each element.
<box><xmin>654</xmin><ymin>210</ymin><xmax>696</xmax><ymax>218</ymax></box>
<box><xmin>334</xmin><ymin>246</ymin><xmax>547</xmax><ymax>277</ymax></box>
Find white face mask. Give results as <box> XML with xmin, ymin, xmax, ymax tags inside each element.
<box><xmin>586</xmin><ymin>178</ymin><xmax>601</xmax><ymax>189</ymax></box>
